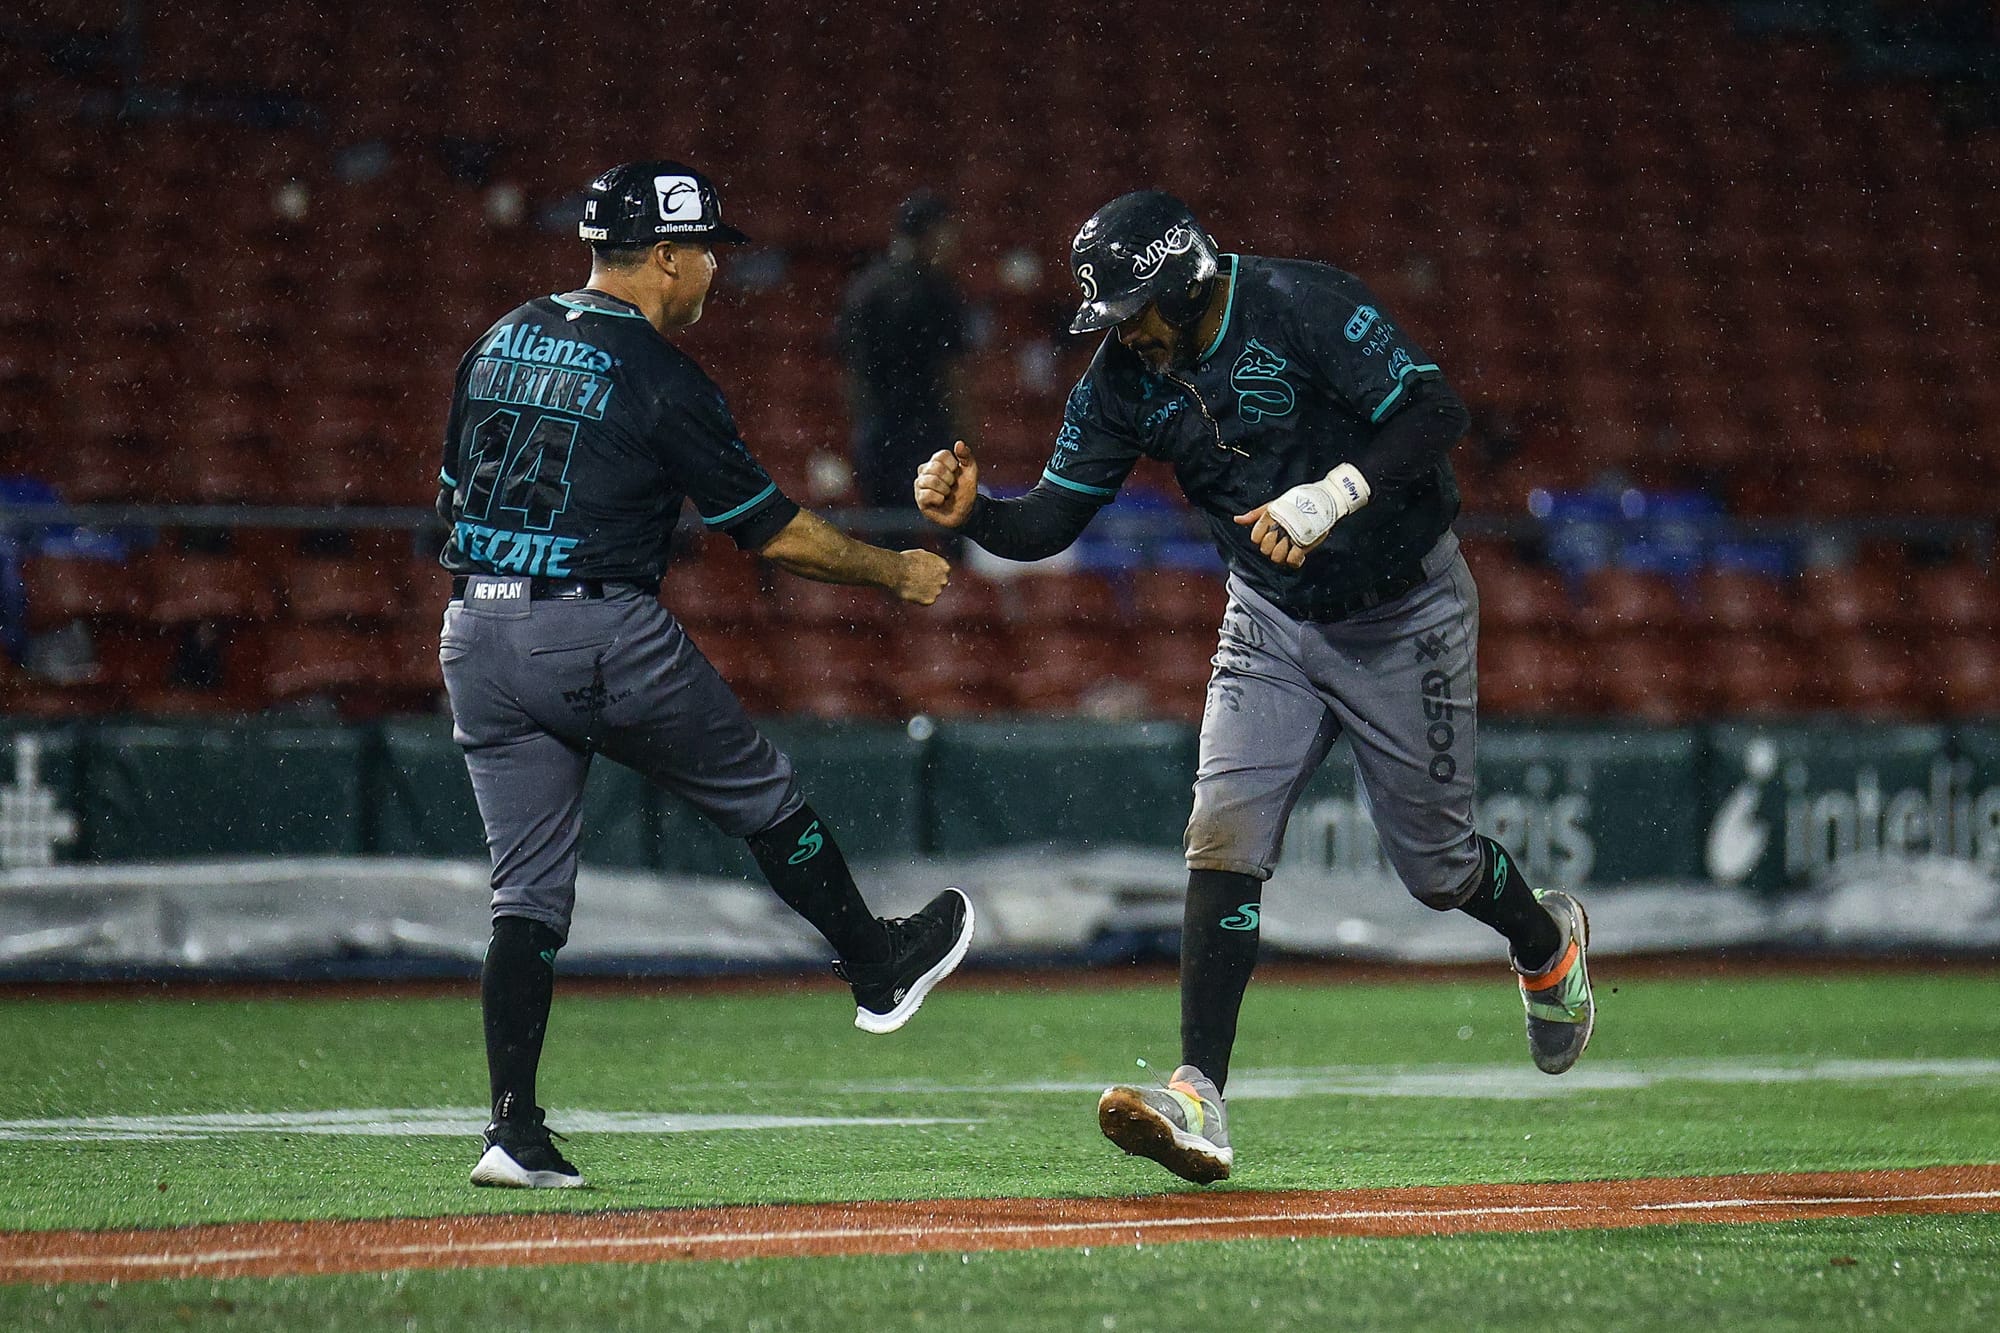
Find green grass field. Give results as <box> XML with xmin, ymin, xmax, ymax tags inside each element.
<box><xmin>3</xmin><ymin>968</ymin><xmax>1999</xmax><ymax>1329</ymax></box>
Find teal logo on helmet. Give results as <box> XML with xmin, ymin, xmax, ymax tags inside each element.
<box><xmin>1230</xmin><ymin>339</ymin><xmax>1296</xmax><ymax>424</ymax></box>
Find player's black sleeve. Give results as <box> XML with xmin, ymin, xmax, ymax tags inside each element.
<box><xmin>959</xmin><ymin>484</ymin><xmax>1101</xmax><ymax>561</ymax></box>
<box><xmin>1349</xmin><ymin>374</ymin><xmax>1471</xmax><ymax>491</ymax></box>
<box><xmin>655</xmin><ymin>368</ymin><xmax>800</xmax><ymax>551</ymax></box>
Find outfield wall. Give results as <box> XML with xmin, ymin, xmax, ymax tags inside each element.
<box><xmin>1</xmin><ymin>718</ymin><xmax>1997</xmax><ymax>976</ymax></box>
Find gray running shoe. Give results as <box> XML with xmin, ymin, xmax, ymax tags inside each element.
<box><xmin>1097</xmin><ymin>1064</ymin><xmax>1232</xmax><ymax>1184</ymax></box>
<box><xmin>1516</xmin><ymin>890</ymin><xmax>1595</xmax><ymax>1075</ymax></box>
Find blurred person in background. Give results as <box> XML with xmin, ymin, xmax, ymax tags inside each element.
<box><xmin>837</xmin><ymin>190</ymin><xmax>970</xmax><ymax>521</ymax></box>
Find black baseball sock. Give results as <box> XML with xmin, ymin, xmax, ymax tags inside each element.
<box><xmin>1454</xmin><ymin>835</ymin><xmax>1561</xmax><ymax>971</ymax></box>
<box><xmin>482</xmin><ymin>914</ymin><xmax>564</xmax><ymax>1122</ymax></box>
<box><xmin>1179</xmin><ymin>869</ymin><xmax>1265</xmax><ymax>1093</ymax></box>
<box><xmin>748</xmin><ymin>803</ymin><xmax>892</xmax><ymax>966</ymax></box>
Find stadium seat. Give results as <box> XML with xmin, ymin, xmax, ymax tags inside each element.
<box><xmin>1706</xmin><ymin>637</ymin><xmax>1813</xmax><ymax>717</ymax></box>
<box><xmin>1795</xmin><ymin>566</ymin><xmax>1907</xmax><ymax>638</ymax></box>
<box><xmin>145</xmin><ymin>553</ymin><xmax>278</xmax><ymax>625</ymax></box>
<box><xmin>1007</xmin><ymin>628</ymin><xmax>1126</xmax><ymax>712</ymax></box>
<box><xmin>1476</xmin><ymin>563</ymin><xmax>1575</xmax><ymax>636</ymax></box>
<box><xmin>885</xmin><ymin>627</ymin><xmax>1007</xmax><ymax>716</ymax></box>
<box><xmin>662</xmin><ymin>555</ymin><xmax>766</xmax><ymax>632</ymax></box>
<box><xmin>1576</xmin><ymin>569</ymin><xmax>1685</xmax><ymax>639</ymax></box>
<box><xmin>1690</xmin><ymin>568</ymin><xmax>1790</xmax><ymax>636</ymax></box>
<box><xmin>923</xmin><ymin>572</ymin><xmax>1005</xmax><ymax>633</ymax></box>
<box><xmin>1131</xmin><ymin>568</ymin><xmax>1225</xmax><ymax>633</ymax></box>
<box><xmin>1936</xmin><ymin>638</ymin><xmax>2000</xmax><ymax>717</ymax></box>
<box><xmin>772</xmin><ymin>628</ymin><xmax>896</xmax><ymax>720</ymax></box>
<box><xmin>261</xmin><ymin>625</ymin><xmax>381</xmax><ymax>702</ymax></box>
<box><xmin>997</xmin><ymin>571</ymin><xmax>1124</xmax><ymax>630</ymax></box>
<box><xmin>1820</xmin><ymin>637</ymin><xmax>1920</xmax><ymax>719</ymax></box>
<box><xmin>768</xmin><ymin>577</ymin><xmax>896</xmax><ymax>632</ymax></box>
<box><xmin>1138</xmin><ymin>629</ymin><xmax>1218</xmax><ymax>722</ymax></box>
<box><xmin>1597</xmin><ymin>636</ymin><xmax>1698</xmax><ymax>724</ymax></box>
<box><xmin>281</xmin><ymin>558</ymin><xmax>404</xmax><ymax>624</ymax></box>
<box><xmin>1913</xmin><ymin>564</ymin><xmax>1997</xmax><ymax>637</ymax></box>
<box><xmin>21</xmin><ymin>556</ymin><xmax>138</xmax><ymax>630</ymax></box>
<box><xmin>1479</xmin><ymin>635</ymin><xmax>1594</xmax><ymax>717</ymax></box>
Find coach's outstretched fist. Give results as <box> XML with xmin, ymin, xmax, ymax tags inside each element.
<box><xmin>915</xmin><ymin>441</ymin><xmax>979</xmax><ymax>528</ymax></box>
<box><xmin>894</xmin><ymin>548</ymin><xmax>951</xmax><ymax>605</ymax></box>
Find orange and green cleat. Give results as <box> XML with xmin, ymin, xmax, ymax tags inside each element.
<box><xmin>1516</xmin><ymin>890</ymin><xmax>1595</xmax><ymax>1075</ymax></box>
<box><xmin>1097</xmin><ymin>1064</ymin><xmax>1233</xmax><ymax>1184</ymax></box>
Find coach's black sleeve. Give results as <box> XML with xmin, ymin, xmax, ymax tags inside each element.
<box><xmin>1348</xmin><ymin>374</ymin><xmax>1471</xmax><ymax>492</ymax></box>
<box><xmin>959</xmin><ymin>485</ymin><xmax>1101</xmax><ymax>562</ymax></box>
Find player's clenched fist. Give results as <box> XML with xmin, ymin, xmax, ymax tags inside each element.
<box><xmin>893</xmin><ymin>548</ymin><xmax>951</xmax><ymax>605</ymax></box>
<box><xmin>914</xmin><ymin>441</ymin><xmax>979</xmax><ymax>528</ymax></box>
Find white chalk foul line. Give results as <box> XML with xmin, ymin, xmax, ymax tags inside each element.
<box><xmin>841</xmin><ymin>1056</ymin><xmax>2000</xmax><ymax>1103</ymax></box>
<box><xmin>0</xmin><ymin>1110</ymin><xmax>975</xmax><ymax>1143</ymax></box>
<box><xmin>16</xmin><ymin>1189</ymin><xmax>2000</xmax><ymax>1272</ymax></box>
<box><xmin>1635</xmin><ymin>1189</ymin><xmax>2000</xmax><ymax>1212</ymax></box>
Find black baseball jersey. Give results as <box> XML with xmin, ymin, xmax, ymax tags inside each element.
<box><xmin>437</xmin><ymin>289</ymin><xmax>798</xmax><ymax>581</ymax></box>
<box><xmin>1046</xmin><ymin>254</ymin><xmax>1461</xmax><ymax>612</ymax></box>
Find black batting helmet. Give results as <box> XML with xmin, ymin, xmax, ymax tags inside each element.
<box><xmin>1068</xmin><ymin>191</ymin><xmax>1221</xmax><ymax>334</ymax></box>
<box><xmin>578</xmin><ymin>160</ymin><xmax>750</xmax><ymax>246</ymax></box>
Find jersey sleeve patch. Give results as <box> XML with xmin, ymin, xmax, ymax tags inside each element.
<box><xmin>1042</xmin><ymin>361</ymin><xmax>1141</xmax><ymax>505</ymax></box>
<box><xmin>1369</xmin><ymin>354</ymin><xmax>1444</xmax><ymax>423</ymax></box>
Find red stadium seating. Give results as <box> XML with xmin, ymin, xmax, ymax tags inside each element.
<box><xmin>145</xmin><ymin>553</ymin><xmax>278</xmax><ymax>625</ymax></box>
<box><xmin>21</xmin><ymin>557</ymin><xmax>138</xmax><ymax>630</ymax></box>
<box><xmin>1131</xmin><ymin>568</ymin><xmax>1226</xmax><ymax>634</ymax></box>
<box><xmin>5</xmin><ymin>0</ymin><xmax>1997</xmax><ymax>721</ymax></box>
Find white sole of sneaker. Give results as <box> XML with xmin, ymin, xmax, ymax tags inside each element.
<box><xmin>853</xmin><ymin>889</ymin><xmax>975</xmax><ymax>1035</ymax></box>
<box><xmin>1097</xmin><ymin>1086</ymin><xmax>1233</xmax><ymax>1185</ymax></box>
<box><xmin>469</xmin><ymin>1144</ymin><xmax>586</xmax><ymax>1189</ymax></box>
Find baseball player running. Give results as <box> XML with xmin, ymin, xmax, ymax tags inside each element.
<box><xmin>915</xmin><ymin>192</ymin><xmax>1592</xmax><ymax>1184</ymax></box>
<box><xmin>439</xmin><ymin>160</ymin><xmax>974</xmax><ymax>1190</ymax></box>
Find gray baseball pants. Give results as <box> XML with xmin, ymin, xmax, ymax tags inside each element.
<box><xmin>439</xmin><ymin>578</ymin><xmax>804</xmax><ymax>938</ymax></box>
<box><xmin>1185</xmin><ymin>531</ymin><xmax>1483</xmax><ymax>909</ymax></box>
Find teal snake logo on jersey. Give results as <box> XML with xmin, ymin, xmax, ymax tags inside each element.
<box><xmin>1230</xmin><ymin>339</ymin><xmax>1296</xmax><ymax>423</ymax></box>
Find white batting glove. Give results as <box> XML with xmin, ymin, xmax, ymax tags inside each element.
<box><xmin>1264</xmin><ymin>463</ymin><xmax>1371</xmax><ymax>549</ymax></box>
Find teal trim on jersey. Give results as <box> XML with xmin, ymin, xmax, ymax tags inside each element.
<box><xmin>1197</xmin><ymin>254</ymin><xmax>1242</xmax><ymax>364</ymax></box>
<box><xmin>551</xmin><ymin>293</ymin><xmax>648</xmax><ymax>320</ymax></box>
<box><xmin>701</xmin><ymin>481</ymin><xmax>778</xmax><ymax>526</ymax></box>
<box><xmin>1369</xmin><ymin>362</ymin><xmax>1442</xmax><ymax>423</ymax></box>
<box><xmin>438</xmin><ymin>469</ymin><xmax>457</xmax><ymax>487</ymax></box>
<box><xmin>1040</xmin><ymin>468</ymin><xmax>1116</xmax><ymax>498</ymax></box>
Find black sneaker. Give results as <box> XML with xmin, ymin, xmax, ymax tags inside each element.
<box><xmin>469</xmin><ymin>1106</ymin><xmax>585</xmax><ymax>1189</ymax></box>
<box><xmin>832</xmin><ymin>887</ymin><xmax>974</xmax><ymax>1034</ymax></box>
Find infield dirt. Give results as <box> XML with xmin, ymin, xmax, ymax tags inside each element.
<box><xmin>4</xmin><ymin>1164</ymin><xmax>1996</xmax><ymax>1285</ymax></box>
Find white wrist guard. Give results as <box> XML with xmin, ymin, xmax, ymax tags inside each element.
<box><xmin>1265</xmin><ymin>463</ymin><xmax>1371</xmax><ymax>549</ymax></box>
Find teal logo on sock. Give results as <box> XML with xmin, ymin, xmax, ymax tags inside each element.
<box><xmin>537</xmin><ymin>948</ymin><xmax>558</xmax><ymax>968</ymax></box>
<box><xmin>1220</xmin><ymin>904</ymin><xmax>1261</xmax><ymax>931</ymax></box>
<box><xmin>1492</xmin><ymin>849</ymin><xmax>1511</xmax><ymax>900</ymax></box>
<box><xmin>789</xmin><ymin>820</ymin><xmax>824</xmax><ymax>865</ymax></box>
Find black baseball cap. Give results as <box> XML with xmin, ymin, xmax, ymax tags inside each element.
<box><xmin>578</xmin><ymin>160</ymin><xmax>750</xmax><ymax>246</ymax></box>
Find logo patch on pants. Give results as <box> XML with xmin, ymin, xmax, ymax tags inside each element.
<box><xmin>1421</xmin><ymin>669</ymin><xmax>1458</xmax><ymax>783</ymax></box>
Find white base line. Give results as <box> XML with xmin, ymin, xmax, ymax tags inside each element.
<box><xmin>14</xmin><ymin>1190</ymin><xmax>2000</xmax><ymax>1273</ymax></box>
<box><xmin>1636</xmin><ymin>1190</ymin><xmax>2000</xmax><ymax>1212</ymax></box>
